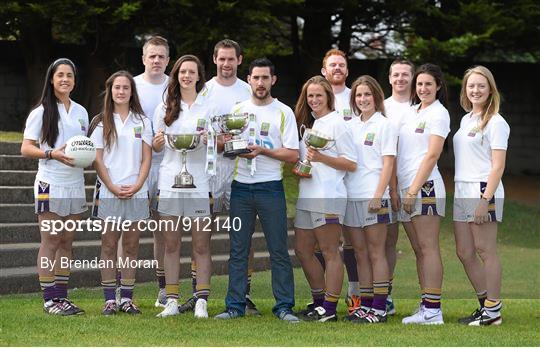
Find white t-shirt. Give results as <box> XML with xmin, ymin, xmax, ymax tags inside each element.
<box><xmin>134</xmin><ymin>74</ymin><xmax>169</xmax><ymax>165</ymax></box>
<box><xmin>334</xmin><ymin>87</ymin><xmax>353</xmax><ymax>120</ymax></box>
<box><xmin>297</xmin><ymin>111</ymin><xmax>357</xmax><ymax>214</ymax></box>
<box><xmin>345</xmin><ymin>112</ymin><xmax>397</xmax><ymax>199</ymax></box>
<box><xmin>232</xmin><ymin>99</ymin><xmax>299</xmax><ymax>184</ymax></box>
<box><xmin>90</xmin><ymin>112</ymin><xmax>152</xmax><ymax>191</ymax></box>
<box><xmin>384</xmin><ymin>96</ymin><xmax>410</xmax><ymax>132</ymax></box>
<box><xmin>397</xmin><ymin>100</ymin><xmax>450</xmax><ymax>190</ymax></box>
<box><xmin>153</xmin><ymin>94</ymin><xmax>215</xmax><ymax>193</ymax></box>
<box><xmin>23</xmin><ymin>101</ymin><xmax>89</xmax><ymax>186</ymax></box>
<box><xmin>453</xmin><ymin>112</ymin><xmax>510</xmax><ymax>182</ymax></box>
<box><xmin>204</xmin><ymin>77</ymin><xmax>251</xmax><ymax>112</ymax></box>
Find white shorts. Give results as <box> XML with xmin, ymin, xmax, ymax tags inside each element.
<box><xmin>147</xmin><ymin>165</ymin><xmax>160</xmax><ymax>211</ymax></box>
<box><xmin>398</xmin><ymin>178</ymin><xmax>446</xmax><ymax>222</ymax></box>
<box><xmin>343</xmin><ymin>199</ymin><xmax>391</xmax><ymax>228</ymax></box>
<box><xmin>453</xmin><ymin>181</ymin><xmax>504</xmax><ymax>222</ymax></box>
<box><xmin>210</xmin><ymin>155</ymin><xmax>235</xmax><ymax>213</ymax></box>
<box><xmin>91</xmin><ymin>180</ymin><xmax>149</xmax><ymax>221</ymax></box>
<box><xmin>157</xmin><ymin>190</ymin><xmax>210</xmax><ymax>217</ymax></box>
<box><xmin>294</xmin><ymin>209</ymin><xmax>344</xmax><ymax>229</ymax></box>
<box><xmin>34</xmin><ymin>179</ymin><xmax>87</xmax><ymax>217</ymax></box>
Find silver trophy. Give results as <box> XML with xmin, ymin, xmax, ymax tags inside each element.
<box><xmin>292</xmin><ymin>125</ymin><xmax>335</xmax><ymax>178</ymax></box>
<box><xmin>211</xmin><ymin>113</ymin><xmax>251</xmax><ymax>158</ymax></box>
<box><xmin>165</xmin><ymin>133</ymin><xmax>202</xmax><ymax>188</ymax></box>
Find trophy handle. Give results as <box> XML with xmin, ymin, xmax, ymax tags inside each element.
<box><xmin>321</xmin><ymin>139</ymin><xmax>336</xmax><ymax>151</ymax></box>
<box><xmin>299</xmin><ymin>124</ymin><xmax>307</xmax><ymax>139</ymax></box>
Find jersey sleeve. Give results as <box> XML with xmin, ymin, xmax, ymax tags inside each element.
<box><xmin>487</xmin><ymin>116</ymin><xmax>510</xmax><ymax>150</ymax></box>
<box><xmin>335</xmin><ymin>119</ymin><xmax>357</xmax><ymax>163</ymax></box>
<box><xmin>281</xmin><ymin>108</ymin><xmax>300</xmax><ymax>150</ymax></box>
<box><xmin>90</xmin><ymin>122</ymin><xmax>104</xmax><ymax>149</ymax></box>
<box><xmin>142</xmin><ymin>117</ymin><xmax>153</xmax><ymax>146</ymax></box>
<box><xmin>430</xmin><ymin>107</ymin><xmax>451</xmax><ymax>139</ymax></box>
<box><xmin>23</xmin><ymin>107</ymin><xmax>44</xmax><ymax>141</ymax></box>
<box><xmin>152</xmin><ymin>103</ymin><xmax>166</xmax><ymax>134</ymax></box>
<box><xmin>380</xmin><ymin>119</ymin><xmax>397</xmax><ymax>157</ymax></box>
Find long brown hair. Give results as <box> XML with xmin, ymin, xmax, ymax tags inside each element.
<box><xmin>164</xmin><ymin>55</ymin><xmax>206</xmax><ymax>126</ymax></box>
<box><xmin>350</xmin><ymin>75</ymin><xmax>386</xmax><ymax>117</ymax></box>
<box><xmin>410</xmin><ymin>63</ymin><xmax>448</xmax><ymax>108</ymax></box>
<box><xmin>460</xmin><ymin>66</ymin><xmax>501</xmax><ymax>130</ymax></box>
<box><xmin>100</xmin><ymin>71</ymin><xmax>144</xmax><ymax>149</ymax></box>
<box><xmin>295</xmin><ymin>76</ymin><xmax>335</xmax><ymax>132</ymax></box>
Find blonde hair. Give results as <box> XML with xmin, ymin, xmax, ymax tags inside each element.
<box><xmin>460</xmin><ymin>65</ymin><xmax>500</xmax><ymax>130</ymax></box>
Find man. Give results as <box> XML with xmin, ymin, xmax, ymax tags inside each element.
<box><xmin>383</xmin><ymin>58</ymin><xmax>416</xmax><ymax>315</ymax></box>
<box><xmin>134</xmin><ymin>35</ymin><xmax>170</xmax><ymax>307</ymax></box>
<box><xmin>214</xmin><ymin>58</ymin><xmax>299</xmax><ymax>322</ymax></box>
<box><xmin>321</xmin><ymin>49</ymin><xmax>360</xmax><ymax>313</ymax></box>
<box><xmin>177</xmin><ymin>39</ymin><xmax>260</xmax><ymax>315</ymax></box>
<box><xmin>321</xmin><ymin>49</ymin><xmax>353</xmax><ymax>120</ymax></box>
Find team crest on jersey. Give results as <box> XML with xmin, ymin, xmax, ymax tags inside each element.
<box><xmin>343</xmin><ymin>109</ymin><xmax>353</xmax><ymax>121</ymax></box>
<box><xmin>260</xmin><ymin>122</ymin><xmax>270</xmax><ymax>136</ymax></box>
<box><xmin>415</xmin><ymin>121</ymin><xmax>426</xmax><ymax>133</ymax></box>
<box><xmin>78</xmin><ymin>119</ymin><xmax>86</xmax><ymax>132</ymax></box>
<box><xmin>133</xmin><ymin>126</ymin><xmax>142</xmax><ymax>139</ymax></box>
<box><xmin>364</xmin><ymin>132</ymin><xmax>375</xmax><ymax>146</ymax></box>
<box><xmin>196</xmin><ymin>118</ymin><xmax>207</xmax><ymax>131</ymax></box>
<box><xmin>468</xmin><ymin>126</ymin><xmax>481</xmax><ymax>137</ymax></box>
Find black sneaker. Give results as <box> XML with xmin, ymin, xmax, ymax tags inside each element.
<box><xmin>178</xmin><ymin>296</ymin><xmax>197</xmax><ymax>313</ymax></box>
<box><xmin>102</xmin><ymin>300</ymin><xmax>118</xmax><ymax>315</ymax></box>
<box><xmin>295</xmin><ymin>302</ymin><xmax>315</xmax><ymax>318</ymax></box>
<box><xmin>468</xmin><ymin>308</ymin><xmax>502</xmax><ymax>326</ymax></box>
<box><xmin>350</xmin><ymin>310</ymin><xmax>387</xmax><ymax>324</ymax></box>
<box><xmin>345</xmin><ymin>307</ymin><xmax>370</xmax><ymax>321</ymax></box>
<box><xmin>304</xmin><ymin>306</ymin><xmax>337</xmax><ymax>322</ymax></box>
<box><xmin>44</xmin><ymin>299</ymin><xmax>66</xmax><ymax>316</ymax></box>
<box><xmin>119</xmin><ymin>299</ymin><xmax>141</xmax><ymax>315</ymax></box>
<box><xmin>458</xmin><ymin>308</ymin><xmax>482</xmax><ymax>325</ymax></box>
<box><xmin>60</xmin><ymin>299</ymin><xmax>85</xmax><ymax>315</ymax></box>
<box><xmin>245</xmin><ymin>295</ymin><xmax>261</xmax><ymax>316</ymax></box>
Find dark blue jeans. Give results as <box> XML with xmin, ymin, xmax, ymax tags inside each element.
<box><xmin>225</xmin><ymin>180</ymin><xmax>295</xmax><ymax>316</ymax></box>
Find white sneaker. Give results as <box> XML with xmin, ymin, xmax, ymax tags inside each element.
<box><xmin>154</xmin><ymin>288</ymin><xmax>167</xmax><ymax>308</ymax></box>
<box><xmin>194</xmin><ymin>298</ymin><xmax>208</xmax><ymax>318</ymax></box>
<box><xmin>115</xmin><ymin>287</ymin><xmax>121</xmax><ymax>306</ymax></box>
<box><xmin>402</xmin><ymin>307</ymin><xmax>444</xmax><ymax>325</ymax></box>
<box><xmin>411</xmin><ymin>302</ymin><xmax>423</xmax><ymax>315</ymax></box>
<box><xmin>156</xmin><ymin>298</ymin><xmax>179</xmax><ymax>318</ymax></box>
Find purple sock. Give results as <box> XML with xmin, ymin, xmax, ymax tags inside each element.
<box><xmin>372</xmin><ymin>294</ymin><xmax>387</xmax><ymax>311</ymax></box>
<box><xmin>43</xmin><ymin>286</ymin><xmax>56</xmax><ymax>302</ymax></box>
<box><xmin>104</xmin><ymin>288</ymin><xmax>115</xmax><ymax>302</ymax></box>
<box><xmin>55</xmin><ymin>283</ymin><xmax>68</xmax><ymax>300</ymax></box>
<box><xmin>322</xmin><ymin>300</ymin><xmax>338</xmax><ymax>316</ymax></box>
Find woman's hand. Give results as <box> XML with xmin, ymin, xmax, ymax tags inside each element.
<box><xmin>368</xmin><ymin>197</ymin><xmax>383</xmax><ymax>213</ymax></box>
<box><xmin>402</xmin><ymin>191</ymin><xmax>417</xmax><ymax>215</ymax></box>
<box><xmin>474</xmin><ymin>198</ymin><xmax>490</xmax><ymax>225</ymax></box>
<box><xmin>51</xmin><ymin>144</ymin><xmax>75</xmax><ymax>167</ymax></box>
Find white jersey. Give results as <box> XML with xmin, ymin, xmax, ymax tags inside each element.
<box><xmin>384</xmin><ymin>96</ymin><xmax>410</xmax><ymax>132</ymax></box>
<box><xmin>397</xmin><ymin>100</ymin><xmax>450</xmax><ymax>190</ymax></box>
<box><xmin>23</xmin><ymin>101</ymin><xmax>89</xmax><ymax>186</ymax></box>
<box><xmin>204</xmin><ymin>77</ymin><xmax>251</xmax><ymax>112</ymax></box>
<box><xmin>453</xmin><ymin>112</ymin><xmax>510</xmax><ymax>182</ymax></box>
<box><xmin>153</xmin><ymin>94</ymin><xmax>214</xmax><ymax>193</ymax></box>
<box><xmin>232</xmin><ymin>98</ymin><xmax>299</xmax><ymax>184</ymax></box>
<box><xmin>134</xmin><ymin>74</ymin><xmax>168</xmax><ymax>165</ymax></box>
<box><xmin>90</xmin><ymin>112</ymin><xmax>152</xmax><ymax>191</ymax></box>
<box><xmin>334</xmin><ymin>87</ymin><xmax>352</xmax><ymax>120</ymax></box>
<box><xmin>345</xmin><ymin>112</ymin><xmax>397</xmax><ymax>199</ymax></box>
<box><xmin>297</xmin><ymin>111</ymin><xmax>357</xmax><ymax>214</ymax></box>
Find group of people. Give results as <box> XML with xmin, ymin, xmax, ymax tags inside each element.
<box><xmin>22</xmin><ymin>36</ymin><xmax>509</xmax><ymax>327</ymax></box>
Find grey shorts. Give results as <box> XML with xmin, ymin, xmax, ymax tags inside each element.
<box><xmin>453</xmin><ymin>181</ymin><xmax>504</xmax><ymax>222</ymax></box>
<box><xmin>34</xmin><ymin>179</ymin><xmax>87</xmax><ymax>217</ymax></box>
<box><xmin>157</xmin><ymin>190</ymin><xmax>211</xmax><ymax>218</ymax></box>
<box><xmin>343</xmin><ymin>199</ymin><xmax>391</xmax><ymax>228</ymax></box>
<box><xmin>398</xmin><ymin>178</ymin><xmax>446</xmax><ymax>222</ymax></box>
<box><xmin>91</xmin><ymin>180</ymin><xmax>149</xmax><ymax>221</ymax></box>
<box><xmin>294</xmin><ymin>209</ymin><xmax>344</xmax><ymax>229</ymax></box>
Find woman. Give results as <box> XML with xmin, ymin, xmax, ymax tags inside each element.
<box><xmin>152</xmin><ymin>55</ymin><xmax>218</xmax><ymax>318</ymax></box>
<box><xmin>398</xmin><ymin>63</ymin><xmax>450</xmax><ymax>325</ymax></box>
<box><xmin>21</xmin><ymin>58</ymin><xmax>88</xmax><ymax>316</ymax></box>
<box><xmin>90</xmin><ymin>71</ymin><xmax>152</xmax><ymax>315</ymax></box>
<box><xmin>343</xmin><ymin>76</ymin><xmax>397</xmax><ymax>324</ymax></box>
<box><xmin>294</xmin><ymin>76</ymin><xmax>357</xmax><ymax>322</ymax></box>
<box><xmin>453</xmin><ymin>66</ymin><xmax>508</xmax><ymax>326</ymax></box>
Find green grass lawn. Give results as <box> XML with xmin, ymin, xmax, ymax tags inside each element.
<box><xmin>1</xmin><ymin>200</ymin><xmax>539</xmax><ymax>346</ymax></box>
<box><xmin>0</xmin><ymin>131</ymin><xmax>23</xmax><ymax>142</ymax></box>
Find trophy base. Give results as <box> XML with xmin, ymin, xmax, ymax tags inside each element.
<box><xmin>223</xmin><ymin>148</ymin><xmax>252</xmax><ymax>158</ymax></box>
<box><xmin>172</xmin><ymin>174</ymin><xmax>197</xmax><ymax>189</ymax></box>
<box><xmin>292</xmin><ymin>162</ymin><xmax>312</xmax><ymax>178</ymax></box>
<box><xmin>172</xmin><ymin>183</ymin><xmax>197</xmax><ymax>189</ymax></box>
